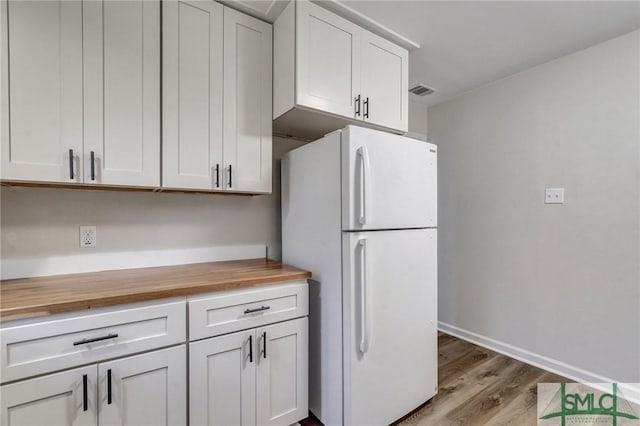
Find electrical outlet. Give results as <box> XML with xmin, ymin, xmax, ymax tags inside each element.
<box><xmin>79</xmin><ymin>226</ymin><xmax>97</xmax><ymax>248</ymax></box>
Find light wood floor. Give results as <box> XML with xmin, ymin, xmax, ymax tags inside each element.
<box><xmin>303</xmin><ymin>332</ymin><xmax>569</xmax><ymax>425</ymax></box>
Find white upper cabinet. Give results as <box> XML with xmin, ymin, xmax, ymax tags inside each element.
<box><xmin>83</xmin><ymin>0</ymin><xmax>161</xmax><ymax>187</ymax></box>
<box><xmin>163</xmin><ymin>4</ymin><xmax>272</xmax><ymax>194</ymax></box>
<box><xmin>0</xmin><ymin>0</ymin><xmax>160</xmax><ymax>187</ymax></box>
<box><xmin>223</xmin><ymin>7</ymin><xmax>272</xmax><ymax>193</ymax></box>
<box><xmin>361</xmin><ymin>31</ymin><xmax>409</xmax><ymax>132</ymax></box>
<box><xmin>1</xmin><ymin>1</ymin><xmax>84</xmax><ymax>183</ymax></box>
<box><xmin>2</xmin><ymin>0</ymin><xmax>271</xmax><ymax>192</ymax></box>
<box><xmin>273</xmin><ymin>0</ymin><xmax>409</xmax><ymax>139</ymax></box>
<box><xmin>162</xmin><ymin>0</ymin><xmax>224</xmax><ymax>191</ymax></box>
<box><xmin>295</xmin><ymin>0</ymin><xmax>361</xmax><ymax>118</ymax></box>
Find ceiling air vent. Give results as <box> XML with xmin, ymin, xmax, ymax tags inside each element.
<box><xmin>409</xmin><ymin>84</ymin><xmax>435</xmax><ymax>96</ymax></box>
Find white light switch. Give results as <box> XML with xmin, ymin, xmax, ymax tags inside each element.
<box><xmin>545</xmin><ymin>188</ymin><xmax>564</xmax><ymax>204</ymax></box>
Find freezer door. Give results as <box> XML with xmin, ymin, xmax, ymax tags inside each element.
<box><xmin>341</xmin><ymin>126</ymin><xmax>437</xmax><ymax>230</ymax></box>
<box><xmin>342</xmin><ymin>229</ymin><xmax>438</xmax><ymax>426</ymax></box>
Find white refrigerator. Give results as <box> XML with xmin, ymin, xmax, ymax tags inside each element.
<box><xmin>282</xmin><ymin>125</ymin><xmax>438</xmax><ymax>426</ymax></box>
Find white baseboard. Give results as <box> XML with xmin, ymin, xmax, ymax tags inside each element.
<box><xmin>1</xmin><ymin>244</ymin><xmax>267</xmax><ymax>279</ymax></box>
<box><xmin>438</xmin><ymin>321</ymin><xmax>640</xmax><ymax>405</ymax></box>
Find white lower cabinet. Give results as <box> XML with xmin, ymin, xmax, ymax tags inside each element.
<box><xmin>98</xmin><ymin>346</ymin><xmax>187</xmax><ymax>426</ymax></box>
<box><xmin>0</xmin><ymin>346</ymin><xmax>186</xmax><ymax>426</ymax></box>
<box><xmin>1</xmin><ymin>365</ymin><xmax>98</xmax><ymax>426</ymax></box>
<box><xmin>0</xmin><ymin>299</ymin><xmax>188</xmax><ymax>426</ymax></box>
<box><xmin>0</xmin><ymin>283</ymin><xmax>309</xmax><ymax>426</ymax></box>
<box><xmin>190</xmin><ymin>330</ymin><xmax>256</xmax><ymax>426</ymax></box>
<box><xmin>256</xmin><ymin>319</ymin><xmax>309</xmax><ymax>426</ymax></box>
<box><xmin>190</xmin><ymin>317</ymin><xmax>308</xmax><ymax>426</ymax></box>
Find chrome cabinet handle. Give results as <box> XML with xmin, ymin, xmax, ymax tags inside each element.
<box><xmin>355</xmin><ymin>94</ymin><xmax>361</xmax><ymax>117</ymax></box>
<box><xmin>228</xmin><ymin>165</ymin><xmax>232</xmax><ymax>188</ymax></box>
<box><xmin>73</xmin><ymin>333</ymin><xmax>118</xmax><ymax>346</ymax></box>
<box><xmin>363</xmin><ymin>97</ymin><xmax>369</xmax><ymax>119</ymax></box>
<box><xmin>69</xmin><ymin>149</ymin><xmax>74</xmax><ymax>180</ymax></box>
<box><xmin>215</xmin><ymin>164</ymin><xmax>220</xmax><ymax>188</ymax></box>
<box><xmin>244</xmin><ymin>305</ymin><xmax>270</xmax><ymax>314</ymax></box>
<box><xmin>90</xmin><ymin>151</ymin><xmax>96</xmax><ymax>181</ymax></box>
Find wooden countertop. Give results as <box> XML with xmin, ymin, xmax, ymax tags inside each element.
<box><xmin>0</xmin><ymin>258</ymin><xmax>311</xmax><ymax>322</ymax></box>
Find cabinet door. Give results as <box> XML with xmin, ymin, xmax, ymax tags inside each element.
<box><xmin>0</xmin><ymin>365</ymin><xmax>97</xmax><ymax>426</ymax></box>
<box><xmin>83</xmin><ymin>0</ymin><xmax>160</xmax><ymax>187</ymax></box>
<box><xmin>223</xmin><ymin>7</ymin><xmax>272</xmax><ymax>193</ymax></box>
<box><xmin>256</xmin><ymin>318</ymin><xmax>308</xmax><ymax>426</ymax></box>
<box><xmin>162</xmin><ymin>0</ymin><xmax>224</xmax><ymax>190</ymax></box>
<box><xmin>361</xmin><ymin>30</ymin><xmax>408</xmax><ymax>132</ymax></box>
<box><xmin>1</xmin><ymin>0</ymin><xmax>83</xmax><ymax>183</ymax></box>
<box><xmin>296</xmin><ymin>0</ymin><xmax>361</xmax><ymax>119</ymax></box>
<box><xmin>190</xmin><ymin>330</ymin><xmax>256</xmax><ymax>426</ymax></box>
<box><xmin>98</xmin><ymin>346</ymin><xmax>186</xmax><ymax>426</ymax></box>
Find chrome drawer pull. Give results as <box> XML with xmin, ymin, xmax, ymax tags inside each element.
<box><xmin>243</xmin><ymin>306</ymin><xmax>270</xmax><ymax>315</ymax></box>
<box><xmin>73</xmin><ymin>333</ymin><xmax>119</xmax><ymax>346</ymax></box>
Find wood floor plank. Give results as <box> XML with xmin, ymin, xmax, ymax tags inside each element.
<box><xmin>438</xmin><ymin>332</ymin><xmax>457</xmax><ymax>347</ymax></box>
<box><xmin>480</xmin><ymin>376</ymin><xmax>542</xmax><ymax>426</ymax></box>
<box><xmin>484</xmin><ymin>372</ymin><xmax>572</xmax><ymax>426</ymax></box>
<box><xmin>438</xmin><ymin>346</ymin><xmax>495</xmax><ymax>387</ymax></box>
<box><xmin>438</xmin><ymin>339</ymin><xmax>482</xmax><ymax>371</ymax></box>
<box><xmin>442</xmin><ymin>361</ymin><xmax>547</xmax><ymax>425</ymax></box>
<box><xmin>397</xmin><ymin>355</ymin><xmax>509</xmax><ymax>425</ymax></box>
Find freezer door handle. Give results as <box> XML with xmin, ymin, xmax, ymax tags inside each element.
<box><xmin>356</xmin><ymin>146</ymin><xmax>371</xmax><ymax>225</ymax></box>
<box><xmin>358</xmin><ymin>238</ymin><xmax>370</xmax><ymax>353</ymax></box>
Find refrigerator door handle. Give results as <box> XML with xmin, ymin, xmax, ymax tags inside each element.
<box><xmin>357</xmin><ymin>146</ymin><xmax>371</xmax><ymax>225</ymax></box>
<box><xmin>358</xmin><ymin>238</ymin><xmax>370</xmax><ymax>353</ymax></box>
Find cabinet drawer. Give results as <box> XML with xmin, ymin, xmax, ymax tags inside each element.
<box><xmin>189</xmin><ymin>282</ymin><xmax>308</xmax><ymax>340</ymax></box>
<box><xmin>0</xmin><ymin>299</ymin><xmax>186</xmax><ymax>384</ymax></box>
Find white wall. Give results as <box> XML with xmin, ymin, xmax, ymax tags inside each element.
<box><xmin>0</xmin><ymin>137</ymin><xmax>305</xmax><ymax>264</ymax></box>
<box><xmin>429</xmin><ymin>30</ymin><xmax>640</xmax><ymax>382</ymax></box>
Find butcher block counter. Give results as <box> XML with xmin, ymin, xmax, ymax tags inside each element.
<box><xmin>0</xmin><ymin>258</ymin><xmax>311</xmax><ymax>322</ymax></box>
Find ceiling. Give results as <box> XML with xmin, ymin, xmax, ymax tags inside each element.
<box><xmin>341</xmin><ymin>1</ymin><xmax>640</xmax><ymax>106</ymax></box>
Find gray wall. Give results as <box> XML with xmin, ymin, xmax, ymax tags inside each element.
<box><xmin>0</xmin><ymin>137</ymin><xmax>306</xmax><ymax>262</ymax></box>
<box><xmin>408</xmin><ymin>99</ymin><xmax>428</xmax><ymax>139</ymax></box>
<box><xmin>429</xmin><ymin>30</ymin><xmax>640</xmax><ymax>381</ymax></box>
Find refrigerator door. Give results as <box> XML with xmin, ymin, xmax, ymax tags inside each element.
<box><xmin>341</xmin><ymin>126</ymin><xmax>437</xmax><ymax>231</ymax></box>
<box><xmin>342</xmin><ymin>228</ymin><xmax>438</xmax><ymax>426</ymax></box>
